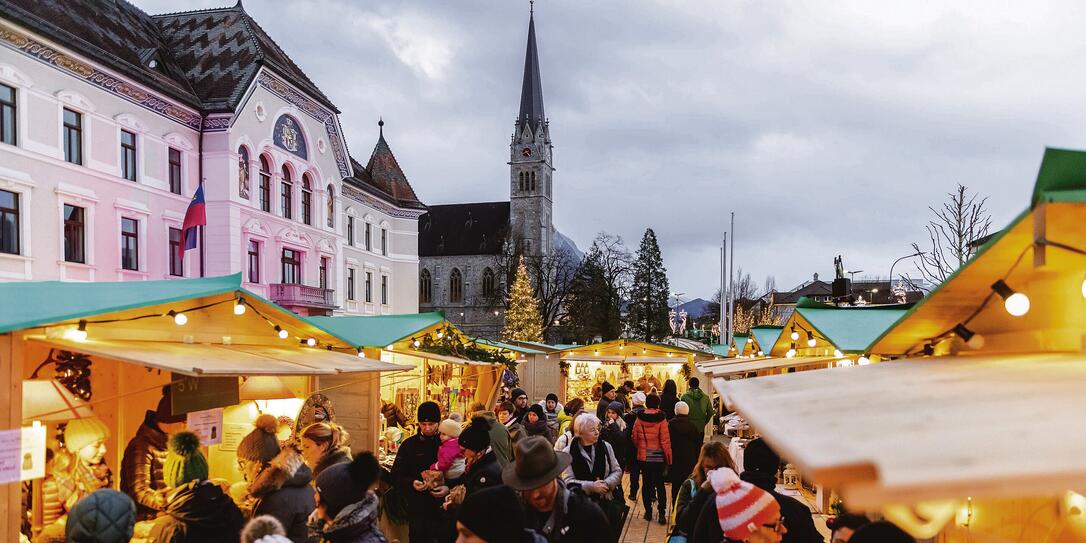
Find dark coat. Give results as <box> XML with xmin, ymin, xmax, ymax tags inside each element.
<box><xmin>463</xmin><ymin>451</ymin><xmax>502</xmax><ymax>496</ymax></box>
<box><xmin>677</xmin><ymin>486</ymin><xmax>715</xmax><ymax>542</ymax></box>
<box><xmin>523</xmin><ymin>418</ymin><xmax>554</xmax><ymax>443</ymax></box>
<box><xmin>313</xmin><ymin>448</ymin><xmax>352</xmax><ymax>479</ymax></box>
<box><xmin>525</xmin><ymin>481</ymin><xmax>609</xmax><ymax>543</ymax></box>
<box><xmin>147</xmin><ymin>481</ymin><xmax>244</xmax><ymax>543</ymax></box>
<box><xmin>741</xmin><ymin>472</ymin><xmax>824</xmax><ymax>543</ymax></box>
<box><xmin>308</xmin><ymin>492</ymin><xmax>387</xmax><ymax>543</ymax></box>
<box><xmin>621</xmin><ymin>408</ymin><xmax>643</xmax><ymax>465</ymax></box>
<box><xmin>120</xmin><ymin>411</ymin><xmax>169</xmax><ymax>520</ymax></box>
<box><xmin>389</xmin><ymin>431</ymin><xmax>441</xmax><ymax>522</ymax></box>
<box><xmin>660</xmin><ymin>393</ymin><xmax>679</xmax><ymax>420</ymax></box>
<box><xmin>667</xmin><ymin>415</ymin><xmax>702</xmax><ymax>485</ymax></box>
<box><xmin>599</xmin><ymin>420</ymin><xmax>627</xmax><ymax>471</ymax></box>
<box><xmin>249</xmin><ymin>448</ymin><xmax>316</xmax><ymax>543</ymax></box>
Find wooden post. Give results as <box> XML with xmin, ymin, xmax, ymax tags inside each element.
<box><xmin>1033</xmin><ymin>205</ymin><xmax>1047</xmax><ymax>268</ymax></box>
<box><xmin>1</xmin><ymin>333</ymin><xmax>23</xmax><ymax>540</ymax></box>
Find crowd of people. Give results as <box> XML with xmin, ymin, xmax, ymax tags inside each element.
<box><xmin>51</xmin><ymin>380</ymin><xmax>916</xmax><ymax>543</ymax></box>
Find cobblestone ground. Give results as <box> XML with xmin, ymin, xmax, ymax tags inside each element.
<box><xmin>619</xmin><ymin>475</ymin><xmax>673</xmax><ymax>543</ymax></box>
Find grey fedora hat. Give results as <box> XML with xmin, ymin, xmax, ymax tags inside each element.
<box><xmin>501</xmin><ymin>435</ymin><xmax>572</xmax><ymax>491</ymax></box>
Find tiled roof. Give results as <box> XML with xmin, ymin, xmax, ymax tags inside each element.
<box><xmin>0</xmin><ymin>0</ymin><xmax>202</xmax><ymax>109</ymax></box>
<box><xmin>0</xmin><ymin>0</ymin><xmax>337</xmax><ymax>114</ymax></box>
<box><xmin>342</xmin><ymin>126</ymin><xmax>424</xmax><ymax>210</ymax></box>
<box><xmin>419</xmin><ymin>202</ymin><xmax>511</xmax><ymax>257</ymax></box>
<box><xmin>153</xmin><ymin>3</ymin><xmax>337</xmax><ymax>113</ymax></box>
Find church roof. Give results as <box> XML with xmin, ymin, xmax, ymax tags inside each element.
<box><xmin>343</xmin><ymin>122</ymin><xmax>425</xmax><ymax>210</ymax></box>
<box><xmin>516</xmin><ymin>9</ymin><xmax>546</xmax><ymax>133</ymax></box>
<box><xmin>0</xmin><ymin>0</ymin><xmax>337</xmax><ymax>114</ymax></box>
<box><xmin>419</xmin><ymin>202</ymin><xmax>511</xmax><ymax>257</ymax></box>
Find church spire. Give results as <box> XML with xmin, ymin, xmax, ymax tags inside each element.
<box><xmin>516</xmin><ymin>3</ymin><xmax>545</xmax><ymax>134</ymax></box>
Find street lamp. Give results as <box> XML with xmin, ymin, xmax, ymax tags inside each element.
<box><xmin>888</xmin><ymin>251</ymin><xmax>925</xmax><ymax>284</ymax></box>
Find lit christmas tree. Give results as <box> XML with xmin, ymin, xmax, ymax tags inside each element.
<box><xmin>502</xmin><ymin>256</ymin><xmax>544</xmax><ymax>342</ymax></box>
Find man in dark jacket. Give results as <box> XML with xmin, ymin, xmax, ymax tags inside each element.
<box><xmin>666</xmin><ymin>401</ymin><xmax>702</xmax><ymax>503</ymax></box>
<box><xmin>511</xmin><ymin>388</ymin><xmax>531</xmax><ymax>424</ymax></box>
<box><xmin>594</xmin><ymin>382</ymin><xmax>617</xmax><ymax>421</ymax></box>
<box><xmin>742</xmin><ymin>438</ymin><xmax>824</xmax><ymax>543</ymax></box>
<box><xmin>622</xmin><ymin>392</ymin><xmax>646</xmax><ymax>501</ymax></box>
<box><xmin>121</xmin><ymin>387</ymin><xmax>187</xmax><ymax>520</ymax></box>
<box><xmin>390</xmin><ymin>401</ymin><xmax>442</xmax><ymax>543</ymax></box>
<box><xmin>470</xmin><ymin>403</ymin><xmax>514</xmax><ymax>468</ymax></box>
<box><xmin>460</xmin><ymin>416</ymin><xmax>502</xmax><ymax>496</ymax></box>
<box><xmin>502</xmin><ymin>436</ymin><xmax>608</xmax><ymax>543</ymax></box>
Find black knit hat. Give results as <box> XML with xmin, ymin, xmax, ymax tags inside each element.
<box><xmin>511</xmin><ymin>388</ymin><xmax>527</xmax><ymax>401</ymax></box>
<box><xmin>315</xmin><ymin>453</ymin><xmax>378</xmax><ymax>518</ymax></box>
<box><xmin>154</xmin><ymin>386</ymin><xmax>185</xmax><ymax>424</ymax></box>
<box><xmin>646</xmin><ymin>393</ymin><xmax>661</xmax><ymax>409</ymax></box>
<box><xmin>849</xmin><ymin>521</ymin><xmax>915</xmax><ymax>543</ymax></box>
<box><xmin>545</xmin><ymin>393</ymin><xmax>559</xmax><ymax>403</ymax></box>
<box><xmin>457</xmin><ymin>485</ymin><xmax>527</xmax><ymax>541</ymax></box>
<box><xmin>600</xmin><ymin>382</ymin><xmax>615</xmax><ymax>395</ymax></box>
<box><xmin>528</xmin><ymin>404</ymin><xmax>546</xmax><ymax>422</ymax></box>
<box><xmin>459</xmin><ymin>416</ymin><xmax>491</xmax><ymax>452</ymax></box>
<box><xmin>743</xmin><ymin>438</ymin><xmax>781</xmax><ymax>474</ymax></box>
<box><xmin>417</xmin><ymin>401</ymin><xmax>441</xmax><ymax>423</ymax></box>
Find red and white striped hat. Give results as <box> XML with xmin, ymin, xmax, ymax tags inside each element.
<box><xmin>709</xmin><ymin>467</ymin><xmax>781</xmax><ymax>540</ymax></box>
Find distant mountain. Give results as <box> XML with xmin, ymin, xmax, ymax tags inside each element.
<box><xmin>671</xmin><ymin>297</ymin><xmax>713</xmax><ymax>318</ymax></box>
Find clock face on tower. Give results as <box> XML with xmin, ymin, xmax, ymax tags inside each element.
<box><xmin>521</xmin><ymin>147</ymin><xmax>532</xmax><ymax>158</ymax></box>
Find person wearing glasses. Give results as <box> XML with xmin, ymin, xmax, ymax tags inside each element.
<box><xmin>689</xmin><ymin>466</ymin><xmax>786</xmax><ymax>543</ymax></box>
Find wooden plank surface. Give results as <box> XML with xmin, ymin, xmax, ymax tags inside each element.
<box><xmin>715</xmin><ymin>353</ymin><xmax>1086</xmax><ymax>507</ymax></box>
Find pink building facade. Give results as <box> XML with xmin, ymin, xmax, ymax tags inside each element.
<box><xmin>0</xmin><ymin>3</ymin><xmax>425</xmax><ymax>315</ymax></box>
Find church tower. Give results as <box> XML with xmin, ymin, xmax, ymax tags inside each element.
<box><xmin>509</xmin><ymin>5</ymin><xmax>554</xmax><ymax>257</ymax></box>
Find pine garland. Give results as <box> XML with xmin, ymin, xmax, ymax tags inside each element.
<box><xmin>501</xmin><ymin>256</ymin><xmax>544</xmax><ymax>342</ymax></box>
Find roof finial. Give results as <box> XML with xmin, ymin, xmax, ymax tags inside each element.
<box><xmin>530</xmin><ymin>0</ymin><xmax>534</xmax><ymax>15</ymax></box>
<box><xmin>378</xmin><ymin>117</ymin><xmax>384</xmax><ymax>138</ymax></box>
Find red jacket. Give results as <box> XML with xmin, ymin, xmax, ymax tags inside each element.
<box><xmin>632</xmin><ymin>408</ymin><xmax>672</xmax><ymax>464</ymax></box>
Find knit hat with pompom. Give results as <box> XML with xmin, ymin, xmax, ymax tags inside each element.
<box><xmin>163</xmin><ymin>431</ymin><xmax>208</xmax><ymax>488</ymax></box>
<box><xmin>237</xmin><ymin>414</ymin><xmax>281</xmax><ymax>463</ymax></box>
<box><xmin>709</xmin><ymin>467</ymin><xmax>780</xmax><ymax>540</ymax></box>
<box><xmin>240</xmin><ymin>515</ymin><xmax>291</xmax><ymax>543</ymax></box>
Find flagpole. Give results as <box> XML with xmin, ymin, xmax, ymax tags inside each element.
<box><xmin>720</xmin><ymin>233</ymin><xmax>726</xmax><ymax>346</ymax></box>
<box><xmin>726</xmin><ymin>211</ymin><xmax>735</xmax><ymax>348</ymax></box>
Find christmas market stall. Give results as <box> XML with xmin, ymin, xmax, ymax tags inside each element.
<box><xmin>713</xmin><ymin>147</ymin><xmax>1086</xmax><ymax>542</ymax></box>
<box><xmin>306</xmin><ymin>313</ymin><xmax>515</xmax><ymax>452</ymax></box>
<box><xmin>0</xmin><ymin>273</ymin><xmax>404</xmax><ymax>541</ymax></box>
<box><xmin>475</xmin><ymin>338</ymin><xmax>554</xmax><ymax>403</ymax></box>
<box><xmin>557</xmin><ymin>339</ymin><xmax>714</xmax><ymax>403</ymax></box>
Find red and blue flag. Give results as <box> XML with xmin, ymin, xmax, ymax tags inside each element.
<box><xmin>179</xmin><ymin>185</ymin><xmax>206</xmax><ymax>259</ymax></box>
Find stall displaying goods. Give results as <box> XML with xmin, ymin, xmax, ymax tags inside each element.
<box><xmin>557</xmin><ymin>340</ymin><xmax>713</xmax><ymax>403</ymax></box>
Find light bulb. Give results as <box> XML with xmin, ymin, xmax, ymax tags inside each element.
<box><xmin>786</xmin><ymin>349</ymin><xmax>796</xmax><ymax>358</ymax></box>
<box><xmin>67</xmin><ymin>321</ymin><xmax>89</xmax><ymax>342</ymax></box>
<box><xmin>413</xmin><ymin>339</ymin><xmax>421</xmax><ymax>348</ymax></box>
<box><xmin>233</xmin><ymin>299</ymin><xmax>247</xmax><ymax>315</ymax></box>
<box><xmin>357</xmin><ymin>350</ymin><xmax>365</xmax><ymax>358</ymax></box>
<box><xmin>436</xmin><ymin>332</ymin><xmax>444</xmax><ymax>339</ymax></box>
<box><xmin>275</xmin><ymin>326</ymin><xmax>288</xmax><ymax>339</ymax></box>
<box><xmin>857</xmin><ymin>356</ymin><xmax>870</xmax><ymax>365</ymax></box>
<box><xmin>306</xmin><ymin>338</ymin><xmax>317</xmax><ymax>347</ymax></box>
<box><xmin>1081</xmin><ymin>277</ymin><xmax>1086</xmax><ymax>300</ymax></box>
<box><xmin>172</xmin><ymin>311</ymin><xmax>188</xmax><ymax>326</ymax></box>
<box><xmin>386</xmin><ymin>344</ymin><xmax>394</xmax><ymax>351</ymax></box>
<box><xmin>833</xmin><ymin>349</ymin><xmax>844</xmax><ymax>358</ymax></box>
<box><xmin>756</xmin><ymin>350</ymin><xmax>764</xmax><ymax>357</ymax></box>
<box><xmin>1004</xmin><ymin>293</ymin><xmax>1030</xmax><ymax>317</ymax></box>
<box><xmin>807</xmin><ymin>338</ymin><xmax>816</xmax><ymax>348</ymax></box>
<box><xmin>790</xmin><ymin>331</ymin><xmax>799</xmax><ymax>341</ymax></box>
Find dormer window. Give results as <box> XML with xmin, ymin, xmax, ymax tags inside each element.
<box><xmin>138</xmin><ymin>48</ymin><xmax>167</xmax><ymax>74</ymax></box>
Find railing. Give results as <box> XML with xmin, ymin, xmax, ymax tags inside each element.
<box><xmin>269</xmin><ymin>283</ymin><xmax>336</xmax><ymax>309</ymax></box>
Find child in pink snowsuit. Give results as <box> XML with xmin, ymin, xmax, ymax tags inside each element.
<box><xmin>431</xmin><ymin>418</ymin><xmax>466</xmax><ymax>480</ymax></box>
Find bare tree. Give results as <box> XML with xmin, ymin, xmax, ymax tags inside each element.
<box><xmin>492</xmin><ymin>232</ymin><xmax>581</xmax><ymax>337</ymax></box>
<box><xmin>909</xmin><ymin>184</ymin><xmax>993</xmax><ymax>291</ymax></box>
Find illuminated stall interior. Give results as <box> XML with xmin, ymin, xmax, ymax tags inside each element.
<box><xmin>557</xmin><ymin>339</ymin><xmax>712</xmax><ymax>402</ymax></box>
<box><xmin>768</xmin><ymin>297</ymin><xmax>910</xmax><ymax>366</ymax></box>
<box><xmin>715</xmin><ymin>147</ymin><xmax>1086</xmax><ymax>543</ymax></box>
<box><xmin>0</xmin><ymin>274</ymin><xmax>402</xmax><ymax>540</ymax></box>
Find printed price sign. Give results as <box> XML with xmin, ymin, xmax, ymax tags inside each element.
<box><xmin>0</xmin><ymin>424</ymin><xmax>47</xmax><ymax>484</ymax></box>
<box><xmin>186</xmin><ymin>408</ymin><xmax>224</xmax><ymax>446</ymax></box>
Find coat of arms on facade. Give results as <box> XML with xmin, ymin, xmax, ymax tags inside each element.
<box><xmin>273</xmin><ymin>115</ymin><xmax>308</xmax><ymax>159</ymax></box>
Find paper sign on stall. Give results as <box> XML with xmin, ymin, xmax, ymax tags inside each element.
<box><xmin>0</xmin><ymin>425</ymin><xmax>47</xmax><ymax>484</ymax></box>
<box><xmin>186</xmin><ymin>408</ymin><xmax>224</xmax><ymax>446</ymax></box>
<box><xmin>218</xmin><ymin>423</ymin><xmax>250</xmax><ymax>452</ymax></box>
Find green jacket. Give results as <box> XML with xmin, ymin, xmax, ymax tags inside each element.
<box><xmin>680</xmin><ymin>387</ymin><xmax>714</xmax><ymax>433</ymax></box>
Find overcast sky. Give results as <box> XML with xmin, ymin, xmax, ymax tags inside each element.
<box><xmin>136</xmin><ymin>0</ymin><xmax>1086</xmax><ymax>299</ymax></box>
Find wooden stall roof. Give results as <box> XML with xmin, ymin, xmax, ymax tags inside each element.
<box><xmin>770</xmin><ymin>298</ymin><xmax>910</xmax><ymax>356</ymax></box>
<box><xmin>31</xmin><ymin>337</ymin><xmax>406</xmax><ymax>376</ymax></box>
<box><xmin>389</xmin><ymin>349</ymin><xmax>504</xmax><ymax>367</ymax></box>
<box><xmin>750</xmin><ymin>326</ymin><xmax>785</xmax><ymax>354</ymax></box>
<box><xmin>713</xmin><ymin>353</ymin><xmax>1086</xmax><ymax>507</ymax></box>
<box><xmin>700</xmin><ymin>356</ymin><xmax>834</xmax><ymax>378</ymax></box>
<box><xmin>306</xmin><ymin>312</ymin><xmax>447</xmax><ymax>348</ymax></box>
<box><xmin>475</xmin><ymin>338</ymin><xmax>547</xmax><ymax>355</ymax></box>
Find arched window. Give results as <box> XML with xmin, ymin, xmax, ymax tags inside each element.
<box><xmin>280</xmin><ymin>165</ymin><xmax>293</xmax><ymax>219</ymax></box>
<box><xmin>481</xmin><ymin>267</ymin><xmax>495</xmax><ymax>297</ymax></box>
<box><xmin>419</xmin><ymin>269</ymin><xmax>432</xmax><ymax>304</ymax></box>
<box><xmin>238</xmin><ymin>146</ymin><xmax>250</xmax><ymax>199</ymax></box>
<box><xmin>301</xmin><ymin>173</ymin><xmax>313</xmax><ymax>226</ymax></box>
<box><xmin>530</xmin><ymin>171</ymin><xmax>536</xmax><ymax>191</ymax></box>
<box><xmin>326</xmin><ymin>184</ymin><xmax>335</xmax><ymax>228</ymax></box>
<box><xmin>258</xmin><ymin>156</ymin><xmax>272</xmax><ymax>212</ymax></box>
<box><xmin>449</xmin><ymin>268</ymin><xmax>463</xmax><ymax>303</ymax></box>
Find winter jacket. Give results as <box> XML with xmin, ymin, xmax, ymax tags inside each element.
<box><xmin>599</xmin><ymin>419</ymin><xmax>627</xmax><ymax>471</ymax></box>
<box><xmin>614</xmin><ymin>389</ymin><xmax>630</xmax><ymax>413</ymax></box>
<box><xmin>247</xmin><ymin>448</ymin><xmax>316</xmax><ymax>543</ymax></box>
<box><xmin>431</xmin><ymin>437</ymin><xmax>465</xmax><ymax>479</ymax></box>
<box><xmin>120</xmin><ymin>411</ymin><xmax>169</xmax><ymax>520</ymax></box>
<box><xmin>741</xmin><ymin>471</ymin><xmax>824</xmax><ymax>543</ymax></box>
<box><xmin>505</xmin><ymin>419</ymin><xmax>527</xmax><ymax>445</ymax></box>
<box><xmin>64</xmin><ymin>488</ymin><xmax>136</xmax><ymax>543</ymax></box>
<box><xmin>474</xmin><ymin>411</ymin><xmax>514</xmax><ymax>468</ymax></box>
<box><xmin>660</xmin><ymin>392</ymin><xmax>679</xmax><ymax>420</ymax></box>
<box><xmin>523</xmin><ymin>418</ymin><xmax>554</xmax><ymax>443</ymax></box>
<box><xmin>389</xmin><ymin>431</ymin><xmax>441</xmax><ymax>521</ymax></box>
<box><xmin>553</xmin><ymin>429</ymin><xmax>574</xmax><ymax>452</ymax></box>
<box><xmin>147</xmin><ymin>480</ymin><xmax>245</xmax><ymax>543</ymax></box>
<box><xmin>463</xmin><ymin>450</ymin><xmax>502</xmax><ymax>495</ymax></box>
<box><xmin>312</xmin><ymin>448</ymin><xmax>352</xmax><ymax>479</ymax></box>
<box><xmin>667</xmin><ymin>415</ymin><xmax>702</xmax><ymax>485</ymax></box>
<box><xmin>631</xmin><ymin>409</ymin><xmax>672</xmax><ymax>464</ymax></box>
<box><xmin>621</xmin><ymin>408</ymin><xmax>643</xmax><ymax>466</ymax></box>
<box><xmin>670</xmin><ymin>478</ymin><xmax>699</xmax><ymax>533</ymax></box>
<box><xmin>537</xmin><ymin>400</ymin><xmax>564</xmax><ymax>432</ymax></box>
<box><xmin>308</xmin><ymin>492</ymin><xmax>387</xmax><ymax>543</ymax></box>
<box><xmin>677</xmin><ymin>485</ymin><xmax>715</xmax><ymax>542</ymax></box>
<box><xmin>679</xmin><ymin>388</ymin><xmax>714</xmax><ymax>435</ymax></box>
<box><xmin>524</xmin><ymin>480</ymin><xmax>608</xmax><ymax>543</ymax></box>
<box><xmin>594</xmin><ymin>398</ymin><xmax>613</xmax><ymax>422</ymax></box>
<box><xmin>561</xmin><ymin>439</ymin><xmax>622</xmax><ymax>493</ymax></box>
<box><xmin>556</xmin><ymin>411</ymin><xmax>574</xmax><ymax>436</ymax></box>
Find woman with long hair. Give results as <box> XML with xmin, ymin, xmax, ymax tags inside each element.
<box><xmin>660</xmin><ymin>379</ymin><xmax>680</xmax><ymax>419</ymax></box>
<box><xmin>299</xmin><ymin>422</ymin><xmax>352</xmax><ymax>478</ymax></box>
<box><xmin>671</xmin><ymin>441</ymin><xmax>736</xmax><ymax>539</ymax></box>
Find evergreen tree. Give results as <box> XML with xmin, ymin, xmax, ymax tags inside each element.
<box><xmin>502</xmin><ymin>256</ymin><xmax>544</xmax><ymax>342</ymax></box>
<box><xmin>628</xmin><ymin>228</ymin><xmax>671</xmax><ymax>341</ymax></box>
<box><xmin>567</xmin><ymin>248</ymin><xmax>622</xmax><ymax>342</ymax></box>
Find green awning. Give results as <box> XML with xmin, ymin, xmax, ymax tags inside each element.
<box><xmin>476</xmin><ymin>338</ymin><xmax>546</xmax><ymax>355</ymax></box>
<box><xmin>1031</xmin><ymin>147</ymin><xmax>1086</xmax><ymax>206</ymax></box>
<box><xmin>710</xmin><ymin>344</ymin><xmax>731</xmax><ymax>356</ymax></box>
<box><xmin>306</xmin><ymin>312</ymin><xmax>446</xmax><ymax>348</ymax></box>
<box><xmin>795</xmin><ymin>298</ymin><xmax>910</xmax><ymax>353</ymax></box>
<box><xmin>750</xmin><ymin>326</ymin><xmax>784</xmax><ymax>354</ymax></box>
<box><xmin>0</xmin><ymin>274</ymin><xmax>243</xmax><ymax>334</ymax></box>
